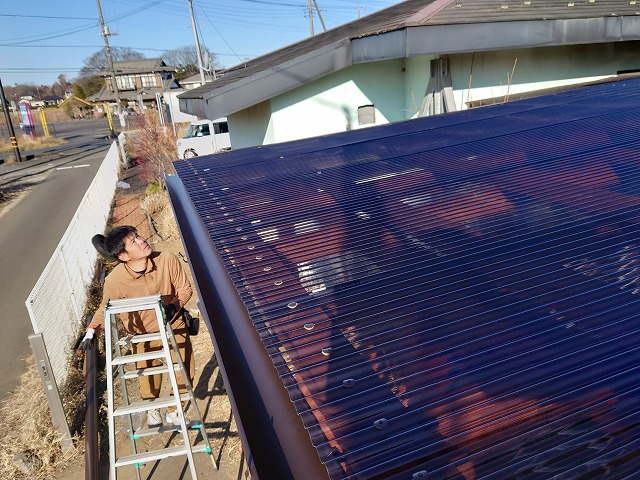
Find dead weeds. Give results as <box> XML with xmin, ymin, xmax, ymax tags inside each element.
<box><xmin>0</xmin><ymin>357</ymin><xmax>81</xmax><ymax>479</ymax></box>
<box><xmin>0</xmin><ymin>136</ymin><xmax>65</xmax><ymax>155</ymax></box>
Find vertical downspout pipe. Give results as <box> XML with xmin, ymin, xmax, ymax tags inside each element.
<box><xmin>85</xmin><ymin>322</ymin><xmax>98</xmax><ymax>480</ymax></box>
<box><xmin>167</xmin><ymin>175</ymin><xmax>328</xmax><ymax>480</ymax></box>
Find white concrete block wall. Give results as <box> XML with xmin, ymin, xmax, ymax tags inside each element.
<box><xmin>25</xmin><ymin>141</ymin><xmax>119</xmax><ymax>386</ymax></box>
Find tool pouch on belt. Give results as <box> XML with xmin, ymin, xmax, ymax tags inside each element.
<box><xmin>180</xmin><ymin>308</ymin><xmax>200</xmax><ymax>336</ymax></box>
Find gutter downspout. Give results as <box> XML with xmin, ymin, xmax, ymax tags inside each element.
<box><xmin>166</xmin><ymin>175</ymin><xmax>328</xmax><ymax>480</ymax></box>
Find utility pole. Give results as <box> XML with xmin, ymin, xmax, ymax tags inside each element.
<box><xmin>0</xmin><ymin>76</ymin><xmax>22</xmax><ymax>164</ymax></box>
<box><xmin>188</xmin><ymin>0</ymin><xmax>207</xmax><ymax>85</ymax></box>
<box><xmin>313</xmin><ymin>0</ymin><xmax>327</xmax><ymax>32</ymax></box>
<box><xmin>308</xmin><ymin>0</ymin><xmax>326</xmax><ymax>36</ymax></box>
<box><xmin>96</xmin><ymin>0</ymin><xmax>125</xmax><ymax>129</ymax></box>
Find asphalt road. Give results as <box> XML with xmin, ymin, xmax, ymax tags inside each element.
<box><xmin>0</xmin><ymin>119</ymin><xmax>113</xmax><ymax>400</ymax></box>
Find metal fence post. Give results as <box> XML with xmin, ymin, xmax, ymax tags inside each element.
<box><xmin>28</xmin><ymin>333</ymin><xmax>74</xmax><ymax>454</ymax></box>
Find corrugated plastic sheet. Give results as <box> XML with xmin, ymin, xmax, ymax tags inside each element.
<box><xmin>174</xmin><ymin>78</ymin><xmax>640</xmax><ymax>479</ymax></box>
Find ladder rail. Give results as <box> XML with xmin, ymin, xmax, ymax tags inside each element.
<box><xmin>166</xmin><ymin>318</ymin><xmax>217</xmax><ymax>470</ymax></box>
<box><xmin>113</xmin><ymin>318</ymin><xmax>142</xmax><ymax>480</ymax></box>
<box><xmin>155</xmin><ymin>302</ymin><xmax>198</xmax><ymax>479</ymax></box>
<box><xmin>105</xmin><ymin>312</ymin><xmax>117</xmax><ymax>480</ymax></box>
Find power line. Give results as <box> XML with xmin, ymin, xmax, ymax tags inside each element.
<box><xmin>0</xmin><ymin>13</ymin><xmax>96</xmax><ymax>20</ymax></box>
<box><xmin>194</xmin><ymin>0</ymin><xmax>245</xmax><ymax>67</ymax></box>
<box><xmin>0</xmin><ymin>43</ymin><xmax>251</xmax><ymax>57</ymax></box>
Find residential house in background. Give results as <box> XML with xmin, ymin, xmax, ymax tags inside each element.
<box><xmin>178</xmin><ymin>0</ymin><xmax>640</xmax><ymax>150</ymax></box>
<box><xmin>88</xmin><ymin>58</ymin><xmax>181</xmax><ymax>114</ymax></box>
<box><xmin>19</xmin><ymin>95</ymin><xmax>45</xmax><ymax>108</ymax></box>
<box><xmin>42</xmin><ymin>95</ymin><xmax>63</xmax><ymax>107</ymax></box>
<box><xmin>178</xmin><ymin>73</ymin><xmax>216</xmax><ymax>90</ymax></box>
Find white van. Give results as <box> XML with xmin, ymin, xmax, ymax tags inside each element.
<box><xmin>176</xmin><ymin>118</ymin><xmax>231</xmax><ymax>159</ymax></box>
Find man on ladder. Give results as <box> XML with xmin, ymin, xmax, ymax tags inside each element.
<box><xmin>78</xmin><ymin>225</ymin><xmax>195</xmax><ymax>428</ymax></box>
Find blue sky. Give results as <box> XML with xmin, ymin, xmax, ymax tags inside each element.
<box><xmin>0</xmin><ymin>0</ymin><xmax>399</xmax><ymax>87</ymax></box>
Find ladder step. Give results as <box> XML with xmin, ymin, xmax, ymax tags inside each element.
<box><xmin>118</xmin><ymin>332</ymin><xmax>163</xmax><ymax>346</ymax></box>
<box><xmin>114</xmin><ymin>443</ymin><xmax>212</xmax><ymax>467</ymax></box>
<box><xmin>106</xmin><ymin>295</ymin><xmax>163</xmax><ymax>312</ymax></box>
<box><xmin>122</xmin><ymin>363</ymin><xmax>178</xmax><ymax>379</ymax></box>
<box><xmin>130</xmin><ymin>420</ymin><xmax>203</xmax><ymax>439</ymax></box>
<box><xmin>114</xmin><ymin>445</ymin><xmax>189</xmax><ymax>467</ymax></box>
<box><xmin>111</xmin><ymin>350</ymin><xmax>166</xmax><ymax>366</ymax></box>
<box><xmin>113</xmin><ymin>394</ymin><xmax>191</xmax><ymax>416</ymax></box>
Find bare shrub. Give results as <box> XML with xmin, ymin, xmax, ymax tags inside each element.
<box><xmin>127</xmin><ymin>112</ymin><xmax>179</xmax><ymax>186</ymax></box>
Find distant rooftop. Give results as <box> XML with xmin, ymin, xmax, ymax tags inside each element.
<box><xmin>96</xmin><ymin>58</ymin><xmax>175</xmax><ymax>77</ymax></box>
<box><xmin>170</xmin><ymin>77</ymin><xmax>640</xmax><ymax>479</ymax></box>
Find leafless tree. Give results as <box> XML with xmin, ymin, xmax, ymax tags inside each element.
<box><xmin>79</xmin><ymin>47</ymin><xmax>146</xmax><ymax>78</ymax></box>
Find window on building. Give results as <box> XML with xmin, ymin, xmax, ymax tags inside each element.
<box><xmin>140</xmin><ymin>74</ymin><xmax>157</xmax><ymax>88</ymax></box>
<box><xmin>358</xmin><ymin>105</ymin><xmax>376</xmax><ymax>125</ymax></box>
<box><xmin>116</xmin><ymin>75</ymin><xmax>136</xmax><ymax>91</ymax></box>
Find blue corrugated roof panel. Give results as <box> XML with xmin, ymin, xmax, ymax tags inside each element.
<box><xmin>174</xmin><ymin>77</ymin><xmax>640</xmax><ymax>479</ymax></box>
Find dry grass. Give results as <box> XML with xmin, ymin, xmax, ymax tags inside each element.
<box><xmin>0</xmin><ymin>357</ymin><xmax>82</xmax><ymax>479</ymax></box>
<box><xmin>141</xmin><ymin>191</ymin><xmax>179</xmax><ymax>241</ymax></box>
<box><xmin>0</xmin><ymin>136</ymin><xmax>65</xmax><ymax>155</ymax></box>
<box><xmin>0</xmin><ymin>272</ymin><xmax>106</xmax><ymax>479</ymax></box>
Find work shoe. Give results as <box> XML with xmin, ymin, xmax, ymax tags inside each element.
<box><xmin>147</xmin><ymin>409</ymin><xmax>162</xmax><ymax>428</ymax></box>
<box><xmin>165</xmin><ymin>407</ymin><xmax>182</xmax><ymax>426</ymax></box>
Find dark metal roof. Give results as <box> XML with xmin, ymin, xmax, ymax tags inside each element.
<box><xmin>169</xmin><ymin>77</ymin><xmax>640</xmax><ymax>479</ymax></box>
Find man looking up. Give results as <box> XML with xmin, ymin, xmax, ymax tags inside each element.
<box><xmin>79</xmin><ymin>225</ymin><xmax>194</xmax><ymax>428</ymax></box>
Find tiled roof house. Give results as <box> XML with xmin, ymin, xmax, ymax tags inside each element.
<box><xmin>88</xmin><ymin>58</ymin><xmax>181</xmax><ymax>111</ymax></box>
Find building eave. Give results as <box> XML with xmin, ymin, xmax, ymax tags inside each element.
<box><xmin>178</xmin><ymin>39</ymin><xmax>352</xmax><ymax>119</ymax></box>
<box><xmin>178</xmin><ymin>15</ymin><xmax>640</xmax><ymax>120</ymax></box>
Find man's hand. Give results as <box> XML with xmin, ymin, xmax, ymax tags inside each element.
<box><xmin>78</xmin><ymin>328</ymin><xmax>95</xmax><ymax>351</ymax></box>
<box><xmin>163</xmin><ymin>303</ymin><xmax>178</xmax><ymax>323</ymax></box>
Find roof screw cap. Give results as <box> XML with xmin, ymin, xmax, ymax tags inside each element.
<box><xmin>374</xmin><ymin>418</ymin><xmax>388</xmax><ymax>429</ymax></box>
<box><xmin>412</xmin><ymin>471</ymin><xmax>429</xmax><ymax>479</ymax></box>
<box><xmin>343</xmin><ymin>378</ymin><xmax>355</xmax><ymax>388</ymax></box>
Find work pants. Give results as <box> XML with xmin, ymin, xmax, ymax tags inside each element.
<box><xmin>132</xmin><ymin>316</ymin><xmax>195</xmax><ymax>400</ymax></box>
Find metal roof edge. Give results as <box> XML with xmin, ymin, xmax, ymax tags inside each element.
<box><xmin>351</xmin><ymin>16</ymin><xmax>640</xmax><ymax>62</ymax></box>
<box><xmin>405</xmin><ymin>16</ymin><xmax>640</xmax><ymax>55</ymax></box>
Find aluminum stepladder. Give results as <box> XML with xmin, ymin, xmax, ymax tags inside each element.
<box><xmin>104</xmin><ymin>294</ymin><xmax>216</xmax><ymax>479</ymax></box>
